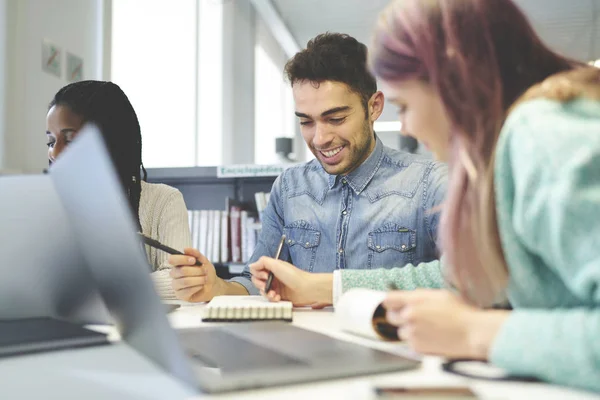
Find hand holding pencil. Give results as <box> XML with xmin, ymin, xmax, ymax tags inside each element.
<box><xmin>138</xmin><ymin>233</ymin><xmax>221</xmax><ymax>303</ymax></box>
<box><xmin>249</xmin><ymin>238</ymin><xmax>333</xmax><ymax>307</ymax></box>
<box><xmin>138</xmin><ymin>233</ymin><xmax>202</xmax><ymax>266</ymax></box>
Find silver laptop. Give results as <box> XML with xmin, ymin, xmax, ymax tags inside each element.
<box><xmin>0</xmin><ymin>174</ymin><xmax>110</xmax><ymax>325</ymax></box>
<box><xmin>49</xmin><ymin>124</ymin><xmax>419</xmax><ymax>394</ymax></box>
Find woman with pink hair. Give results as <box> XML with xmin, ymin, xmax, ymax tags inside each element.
<box><xmin>371</xmin><ymin>0</ymin><xmax>599</xmax><ymax>391</ymax></box>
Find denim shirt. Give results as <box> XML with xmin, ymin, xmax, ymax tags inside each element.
<box><xmin>231</xmin><ymin>137</ymin><xmax>448</xmax><ymax>295</ymax></box>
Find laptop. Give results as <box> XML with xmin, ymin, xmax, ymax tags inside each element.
<box><xmin>0</xmin><ymin>174</ymin><xmax>110</xmax><ymax>325</ymax></box>
<box><xmin>49</xmin><ymin>124</ymin><xmax>420</xmax><ymax>394</ymax></box>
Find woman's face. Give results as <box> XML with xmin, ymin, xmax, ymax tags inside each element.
<box><xmin>380</xmin><ymin>79</ymin><xmax>452</xmax><ymax>161</ymax></box>
<box><xmin>46</xmin><ymin>105</ymin><xmax>85</xmax><ymax>164</ymax></box>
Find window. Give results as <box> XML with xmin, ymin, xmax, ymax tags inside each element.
<box><xmin>112</xmin><ymin>0</ymin><xmax>223</xmax><ymax>168</ymax></box>
<box><xmin>254</xmin><ymin>44</ymin><xmax>294</xmax><ymax>164</ymax></box>
<box><xmin>112</xmin><ymin>1</ymin><xmax>299</xmax><ymax>168</ymax></box>
<box><xmin>196</xmin><ymin>0</ymin><xmax>223</xmax><ymax>166</ymax></box>
<box><xmin>254</xmin><ymin>16</ymin><xmax>295</xmax><ymax>165</ymax></box>
<box><xmin>112</xmin><ymin>0</ymin><xmax>196</xmax><ymax>168</ymax></box>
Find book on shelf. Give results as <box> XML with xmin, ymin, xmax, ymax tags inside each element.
<box><xmin>190</xmin><ymin>210</ymin><xmax>199</xmax><ymax>252</ymax></box>
<box><xmin>240</xmin><ymin>210</ymin><xmax>248</xmax><ymax>263</ymax></box>
<box><xmin>186</xmin><ymin>197</ymin><xmax>263</xmax><ymax>268</ymax></box>
<box><xmin>227</xmin><ymin>198</ymin><xmax>244</xmax><ymax>263</ymax></box>
<box><xmin>212</xmin><ymin>209</ymin><xmax>221</xmax><ymax>263</ymax></box>
<box><xmin>198</xmin><ymin>210</ymin><xmax>209</xmax><ymax>256</ymax></box>
<box><xmin>206</xmin><ymin>210</ymin><xmax>215</xmax><ymax>261</ymax></box>
<box><xmin>220</xmin><ymin>210</ymin><xmax>229</xmax><ymax>264</ymax></box>
<box><xmin>187</xmin><ymin>211</ymin><xmax>194</xmax><ymax>241</ymax></box>
<box><xmin>252</xmin><ymin>191</ymin><xmax>270</xmax><ymax>225</ymax></box>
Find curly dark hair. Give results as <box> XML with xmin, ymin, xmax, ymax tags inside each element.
<box><xmin>284</xmin><ymin>32</ymin><xmax>377</xmax><ymax>115</ymax></box>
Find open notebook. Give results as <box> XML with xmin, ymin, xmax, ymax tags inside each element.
<box><xmin>202</xmin><ymin>296</ymin><xmax>293</xmax><ymax>322</ymax></box>
<box><xmin>336</xmin><ymin>289</ymin><xmax>399</xmax><ymax>341</ymax></box>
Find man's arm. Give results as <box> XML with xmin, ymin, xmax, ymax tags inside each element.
<box><xmin>228</xmin><ymin>174</ymin><xmax>287</xmax><ymax>295</ymax></box>
<box><xmin>169</xmin><ymin>174</ymin><xmax>288</xmax><ymax>301</ymax></box>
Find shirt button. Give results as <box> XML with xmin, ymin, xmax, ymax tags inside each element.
<box><xmin>341</xmin><ymin>179</ymin><xmax>347</xmax><ymax>184</ymax></box>
<box><xmin>338</xmin><ymin>249</ymin><xmax>343</xmax><ymax>253</ymax></box>
<box><xmin>305</xmin><ymin>242</ymin><xmax>310</xmax><ymax>246</ymax></box>
<box><xmin>342</xmin><ymin>210</ymin><xmax>347</xmax><ymax>215</ymax></box>
<box><xmin>401</xmin><ymin>244</ymin><xmax>406</xmax><ymax>250</ymax></box>
<box><xmin>376</xmin><ymin>245</ymin><xmax>381</xmax><ymax>249</ymax></box>
<box><xmin>287</xmin><ymin>240</ymin><xmax>292</xmax><ymax>244</ymax></box>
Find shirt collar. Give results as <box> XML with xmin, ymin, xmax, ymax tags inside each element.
<box><xmin>327</xmin><ymin>136</ymin><xmax>384</xmax><ymax>194</ymax></box>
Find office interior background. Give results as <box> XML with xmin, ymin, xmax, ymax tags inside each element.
<box><xmin>0</xmin><ymin>0</ymin><xmax>598</xmax><ymax>176</ymax></box>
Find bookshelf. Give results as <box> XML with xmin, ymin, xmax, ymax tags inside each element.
<box><xmin>146</xmin><ymin>166</ymin><xmax>277</xmax><ymax>210</ymax></box>
<box><xmin>146</xmin><ymin>166</ymin><xmax>280</xmax><ymax>277</ymax></box>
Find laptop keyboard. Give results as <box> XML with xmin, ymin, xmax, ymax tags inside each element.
<box><xmin>179</xmin><ymin>328</ymin><xmax>307</xmax><ymax>373</ymax></box>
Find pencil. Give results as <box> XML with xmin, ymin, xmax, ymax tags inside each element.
<box><xmin>265</xmin><ymin>234</ymin><xmax>286</xmax><ymax>293</ymax></box>
<box><xmin>137</xmin><ymin>232</ymin><xmax>202</xmax><ymax>266</ymax></box>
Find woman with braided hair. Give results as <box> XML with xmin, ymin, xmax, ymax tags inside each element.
<box><xmin>45</xmin><ymin>80</ymin><xmax>191</xmax><ymax>299</ymax></box>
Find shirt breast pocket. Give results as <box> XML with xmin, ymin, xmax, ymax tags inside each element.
<box><xmin>367</xmin><ymin>225</ymin><xmax>416</xmax><ymax>268</ymax></box>
<box><xmin>283</xmin><ymin>223</ymin><xmax>321</xmax><ymax>272</ymax></box>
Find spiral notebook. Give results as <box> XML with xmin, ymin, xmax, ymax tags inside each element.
<box><xmin>202</xmin><ymin>296</ymin><xmax>293</xmax><ymax>322</ymax></box>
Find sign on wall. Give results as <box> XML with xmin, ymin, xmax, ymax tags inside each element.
<box><xmin>216</xmin><ymin>164</ymin><xmax>294</xmax><ymax>178</ymax></box>
<box><xmin>41</xmin><ymin>39</ymin><xmax>61</xmax><ymax>78</ymax></box>
<box><xmin>66</xmin><ymin>52</ymin><xmax>83</xmax><ymax>82</ymax></box>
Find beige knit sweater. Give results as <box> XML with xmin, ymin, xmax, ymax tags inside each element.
<box><xmin>138</xmin><ymin>181</ymin><xmax>192</xmax><ymax>299</ymax></box>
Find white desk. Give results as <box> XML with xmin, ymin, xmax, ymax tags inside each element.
<box><xmin>0</xmin><ymin>303</ymin><xmax>598</xmax><ymax>400</ymax></box>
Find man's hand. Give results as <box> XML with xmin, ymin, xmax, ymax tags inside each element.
<box><xmin>250</xmin><ymin>256</ymin><xmax>333</xmax><ymax>307</ymax></box>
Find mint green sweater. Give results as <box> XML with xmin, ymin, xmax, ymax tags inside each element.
<box><xmin>341</xmin><ymin>98</ymin><xmax>600</xmax><ymax>392</ymax></box>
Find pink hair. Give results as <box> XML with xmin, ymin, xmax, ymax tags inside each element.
<box><xmin>370</xmin><ymin>0</ymin><xmax>577</xmax><ymax>305</ymax></box>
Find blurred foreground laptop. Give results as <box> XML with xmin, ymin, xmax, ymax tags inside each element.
<box><xmin>49</xmin><ymin>124</ymin><xmax>420</xmax><ymax>394</ymax></box>
<box><xmin>0</xmin><ymin>174</ymin><xmax>113</xmax><ymax>358</ymax></box>
<box><xmin>0</xmin><ymin>174</ymin><xmax>110</xmax><ymax>325</ymax></box>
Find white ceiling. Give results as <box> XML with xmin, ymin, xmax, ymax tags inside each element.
<box><xmin>270</xmin><ymin>0</ymin><xmax>600</xmax><ymax>123</ymax></box>
<box><xmin>272</xmin><ymin>0</ymin><xmax>600</xmax><ymax>62</ymax></box>
<box><xmin>271</xmin><ymin>0</ymin><xmax>391</xmax><ymax>50</ymax></box>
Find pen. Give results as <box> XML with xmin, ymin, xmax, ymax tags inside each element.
<box><xmin>265</xmin><ymin>234</ymin><xmax>286</xmax><ymax>293</ymax></box>
<box><xmin>137</xmin><ymin>232</ymin><xmax>202</xmax><ymax>266</ymax></box>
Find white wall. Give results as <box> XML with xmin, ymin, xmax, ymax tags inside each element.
<box><xmin>0</xmin><ymin>0</ymin><xmax>103</xmax><ymax>174</ymax></box>
<box><xmin>222</xmin><ymin>0</ymin><xmax>256</xmax><ymax>165</ymax></box>
<box><xmin>0</xmin><ymin>0</ymin><xmax>317</xmax><ymax>172</ymax></box>
<box><xmin>0</xmin><ymin>0</ymin><xmax>8</xmax><ymax>171</ymax></box>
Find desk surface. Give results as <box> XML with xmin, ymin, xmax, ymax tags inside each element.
<box><xmin>0</xmin><ymin>302</ymin><xmax>598</xmax><ymax>400</ymax></box>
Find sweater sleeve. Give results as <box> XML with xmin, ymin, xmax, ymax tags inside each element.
<box><xmin>150</xmin><ymin>190</ymin><xmax>193</xmax><ymax>300</ymax></box>
<box><xmin>340</xmin><ymin>260</ymin><xmax>445</xmax><ymax>293</ymax></box>
<box><xmin>490</xmin><ymin>99</ymin><xmax>600</xmax><ymax>391</ymax></box>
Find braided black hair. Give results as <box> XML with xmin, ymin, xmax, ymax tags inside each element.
<box><xmin>49</xmin><ymin>80</ymin><xmax>147</xmax><ymax>229</ymax></box>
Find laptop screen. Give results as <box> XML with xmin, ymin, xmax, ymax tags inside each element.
<box><xmin>49</xmin><ymin>124</ymin><xmax>197</xmax><ymax>388</ymax></box>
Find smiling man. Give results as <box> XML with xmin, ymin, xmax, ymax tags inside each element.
<box><xmin>169</xmin><ymin>33</ymin><xmax>448</xmax><ymax>303</ymax></box>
